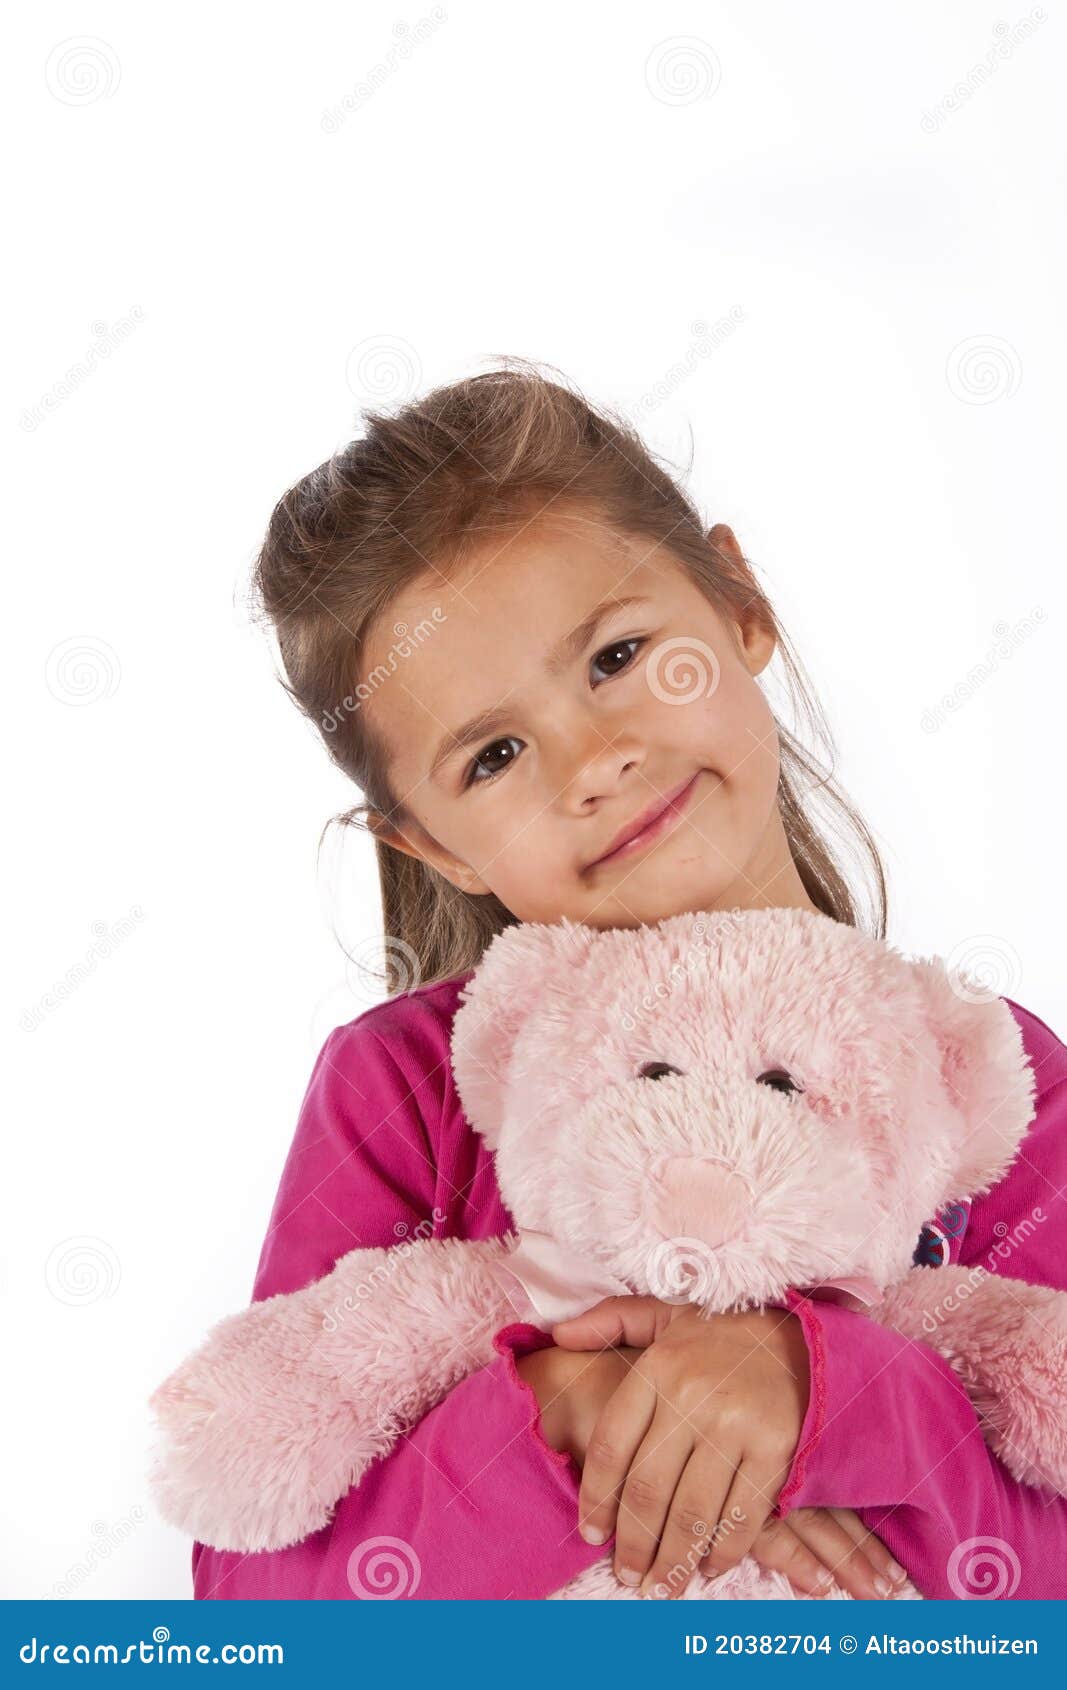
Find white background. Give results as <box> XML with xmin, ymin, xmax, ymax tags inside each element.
<box><xmin>5</xmin><ymin>0</ymin><xmax>1063</xmax><ymax>1599</ymax></box>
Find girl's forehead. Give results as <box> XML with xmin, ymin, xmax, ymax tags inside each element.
<box><xmin>373</xmin><ymin>527</ymin><xmax>694</xmax><ymax>653</ymax></box>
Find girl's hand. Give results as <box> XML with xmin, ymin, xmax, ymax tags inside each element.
<box><xmin>515</xmin><ymin>1343</ymin><xmax>636</xmax><ymax>1463</ymax></box>
<box><xmin>517</xmin><ymin>1328</ymin><xmax>907</xmax><ymax>1599</ymax></box>
<box><xmin>747</xmin><ymin>1506</ymin><xmax>909</xmax><ymax>1602</ymax></box>
<box><xmin>553</xmin><ymin>1295</ymin><xmax>810</xmax><ymax>1596</ymax></box>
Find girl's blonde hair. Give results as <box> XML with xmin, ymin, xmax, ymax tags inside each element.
<box><xmin>250</xmin><ymin>359</ymin><xmax>888</xmax><ymax>994</ymax></box>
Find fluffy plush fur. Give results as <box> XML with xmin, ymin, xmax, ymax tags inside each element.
<box><xmin>148</xmin><ymin>907</ymin><xmax>1066</xmax><ymax>1599</ymax></box>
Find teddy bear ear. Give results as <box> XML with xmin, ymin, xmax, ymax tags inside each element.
<box><xmin>914</xmin><ymin>956</ymin><xmax>1038</xmax><ymax>1196</ymax></box>
<box><xmin>449</xmin><ymin>918</ymin><xmax>599</xmax><ymax>1147</ymax></box>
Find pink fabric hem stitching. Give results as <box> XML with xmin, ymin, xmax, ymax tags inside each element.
<box><xmin>775</xmin><ymin>1290</ymin><xmax>827</xmax><ymax>1515</ymax></box>
<box><xmin>491</xmin><ymin>1322</ymin><xmax>579</xmax><ymax>1477</ymax></box>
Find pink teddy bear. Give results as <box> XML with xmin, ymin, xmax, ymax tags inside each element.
<box><xmin>148</xmin><ymin>906</ymin><xmax>1067</xmax><ymax>1598</ymax></box>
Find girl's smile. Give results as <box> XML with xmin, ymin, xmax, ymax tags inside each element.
<box><xmin>581</xmin><ymin>769</ymin><xmax>708</xmax><ymax>875</ymax></box>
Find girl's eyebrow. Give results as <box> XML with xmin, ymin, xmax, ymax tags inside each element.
<box><xmin>427</xmin><ymin>593</ymin><xmax>651</xmax><ymax>783</ymax></box>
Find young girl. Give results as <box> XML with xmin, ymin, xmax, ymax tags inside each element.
<box><xmin>192</xmin><ymin>363</ymin><xmax>1067</xmax><ymax>1602</ymax></box>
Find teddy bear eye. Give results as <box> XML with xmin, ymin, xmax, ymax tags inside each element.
<box><xmin>638</xmin><ymin>1061</ymin><xmax>683</xmax><ymax>1081</ymax></box>
<box><xmin>756</xmin><ymin>1068</ymin><xmax>802</xmax><ymax>1096</ymax></box>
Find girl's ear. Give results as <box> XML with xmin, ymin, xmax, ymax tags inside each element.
<box><xmin>449</xmin><ymin>918</ymin><xmax>599</xmax><ymax>1148</ymax></box>
<box><xmin>913</xmin><ymin>957</ymin><xmax>1038</xmax><ymax>1196</ymax></box>
<box><xmin>370</xmin><ymin>810</ymin><xmax>495</xmax><ymax>895</ymax></box>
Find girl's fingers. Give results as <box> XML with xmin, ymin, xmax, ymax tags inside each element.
<box><xmin>786</xmin><ymin>1507</ymin><xmax>899</xmax><ymax>1600</ymax></box>
<box><xmin>553</xmin><ymin>1296</ymin><xmax>676</xmax><ymax>1351</ymax></box>
<box><xmin>636</xmin><ymin>1448</ymin><xmax>733</xmax><ymax>1599</ymax></box>
<box><xmin>611</xmin><ymin>1414</ymin><xmax>694</xmax><ymax>1588</ymax></box>
<box><xmin>700</xmin><ymin>1454</ymin><xmax>775</xmax><ymax>1578</ymax></box>
<box><xmin>746</xmin><ymin>1517</ymin><xmax>840</xmax><ymax>1598</ymax></box>
<box><xmin>826</xmin><ymin>1507</ymin><xmax>909</xmax><ymax>1591</ymax></box>
<box><xmin>577</xmin><ymin>1366</ymin><xmax>656</xmax><ymax>1549</ymax></box>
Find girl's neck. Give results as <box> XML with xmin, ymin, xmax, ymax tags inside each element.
<box><xmin>702</xmin><ymin>811</ymin><xmax>822</xmax><ymax>918</ymax></box>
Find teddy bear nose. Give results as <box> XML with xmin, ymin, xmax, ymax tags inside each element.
<box><xmin>648</xmin><ymin>1155</ymin><xmax>751</xmax><ymax>1247</ymax></box>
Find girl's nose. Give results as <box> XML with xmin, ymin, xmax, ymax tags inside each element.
<box><xmin>647</xmin><ymin>1155</ymin><xmax>751</xmax><ymax>1247</ymax></box>
<box><xmin>558</xmin><ymin>728</ymin><xmax>645</xmax><ymax>808</ymax></box>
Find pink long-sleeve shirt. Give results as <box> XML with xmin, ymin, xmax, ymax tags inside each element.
<box><xmin>192</xmin><ymin>974</ymin><xmax>1067</xmax><ymax>1601</ymax></box>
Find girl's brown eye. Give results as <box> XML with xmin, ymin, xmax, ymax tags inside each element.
<box><xmin>756</xmin><ymin>1068</ymin><xmax>802</xmax><ymax>1096</ymax></box>
<box><xmin>592</xmin><ymin>637</ymin><xmax>642</xmax><ymax>682</ymax></box>
<box><xmin>466</xmin><ymin>735</ymin><xmax>522</xmax><ymax>786</ymax></box>
<box><xmin>638</xmin><ymin>1061</ymin><xmax>683</xmax><ymax>1081</ymax></box>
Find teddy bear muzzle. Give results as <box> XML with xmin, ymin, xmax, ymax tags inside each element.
<box><xmin>646</xmin><ymin>1154</ymin><xmax>753</xmax><ymax>1249</ymax></box>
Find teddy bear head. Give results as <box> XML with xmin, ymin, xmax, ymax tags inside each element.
<box><xmin>450</xmin><ymin>906</ymin><xmax>1036</xmax><ymax>1311</ymax></box>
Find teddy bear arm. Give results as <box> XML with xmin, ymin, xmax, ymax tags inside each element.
<box><xmin>870</xmin><ymin>1266</ymin><xmax>1067</xmax><ymax>1493</ymax></box>
<box><xmin>321</xmin><ymin>1233</ymin><xmax>519</xmax><ymax>1432</ymax></box>
<box><xmin>148</xmin><ymin>1235</ymin><xmax>516</xmax><ymax>1553</ymax></box>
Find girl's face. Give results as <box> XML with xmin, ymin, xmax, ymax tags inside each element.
<box><xmin>363</xmin><ymin>507</ymin><xmax>818</xmax><ymax>929</ymax></box>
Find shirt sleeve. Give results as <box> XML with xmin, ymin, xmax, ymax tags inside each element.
<box><xmin>192</xmin><ymin>1019</ymin><xmax>605</xmax><ymax>1600</ymax></box>
<box><xmin>774</xmin><ymin>1075</ymin><xmax>1067</xmax><ymax>1599</ymax></box>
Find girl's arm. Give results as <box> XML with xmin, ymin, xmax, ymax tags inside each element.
<box><xmin>186</xmin><ymin>1017</ymin><xmax>608</xmax><ymax>1600</ymax></box>
<box><xmin>775</xmin><ymin>1073</ymin><xmax>1067</xmax><ymax>1599</ymax></box>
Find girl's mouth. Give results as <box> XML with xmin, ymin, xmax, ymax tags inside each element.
<box><xmin>583</xmin><ymin>771</ymin><xmax>704</xmax><ymax>873</ymax></box>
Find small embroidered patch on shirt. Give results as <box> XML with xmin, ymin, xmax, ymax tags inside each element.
<box><xmin>912</xmin><ymin>1199</ymin><xmax>972</xmax><ymax>1267</ymax></box>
